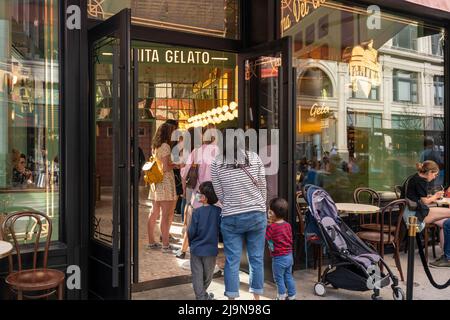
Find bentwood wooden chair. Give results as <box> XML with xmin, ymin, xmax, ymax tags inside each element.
<box><xmin>1</xmin><ymin>211</ymin><xmax>65</xmax><ymax>300</ymax></box>
<box><xmin>353</xmin><ymin>187</ymin><xmax>391</xmax><ymax>232</ymax></box>
<box><xmin>394</xmin><ymin>185</ymin><xmax>403</xmax><ymax>200</ymax></box>
<box><xmin>357</xmin><ymin>199</ymin><xmax>407</xmax><ymax>281</ymax></box>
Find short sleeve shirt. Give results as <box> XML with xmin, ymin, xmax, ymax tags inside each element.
<box><xmin>406</xmin><ymin>173</ymin><xmax>428</xmax><ymax>203</ymax></box>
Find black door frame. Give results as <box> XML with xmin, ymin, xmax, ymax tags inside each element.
<box><xmin>237</xmin><ymin>37</ymin><xmax>295</xmax><ymax>224</ymax></box>
<box><xmin>237</xmin><ymin>37</ymin><xmax>295</xmax><ymax>279</ymax></box>
<box><xmin>87</xmin><ymin>8</ymin><xmax>132</xmax><ymax>300</ymax></box>
<box><xmin>85</xmin><ymin>15</ymin><xmax>295</xmax><ymax>298</ymax></box>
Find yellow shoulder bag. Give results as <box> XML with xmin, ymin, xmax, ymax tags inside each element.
<box><xmin>142</xmin><ymin>156</ymin><xmax>163</xmax><ymax>185</ymax></box>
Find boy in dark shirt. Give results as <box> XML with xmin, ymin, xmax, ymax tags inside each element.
<box><xmin>266</xmin><ymin>198</ymin><xmax>297</xmax><ymax>300</ymax></box>
<box><xmin>188</xmin><ymin>181</ymin><xmax>221</xmax><ymax>300</ymax></box>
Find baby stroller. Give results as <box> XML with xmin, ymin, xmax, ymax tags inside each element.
<box><xmin>302</xmin><ymin>184</ymin><xmax>405</xmax><ymax>300</ymax></box>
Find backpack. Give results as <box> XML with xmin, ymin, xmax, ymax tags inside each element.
<box><xmin>142</xmin><ymin>156</ymin><xmax>163</xmax><ymax>185</ymax></box>
<box><xmin>185</xmin><ymin>150</ymin><xmax>199</xmax><ymax>189</ymax></box>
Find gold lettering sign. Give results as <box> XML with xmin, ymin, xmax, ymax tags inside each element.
<box><xmin>281</xmin><ymin>0</ymin><xmax>327</xmax><ymax>34</ymax></box>
<box><xmin>309</xmin><ymin>103</ymin><xmax>330</xmax><ymax>118</ymax></box>
<box><xmin>137</xmin><ymin>48</ymin><xmax>212</xmax><ymax>65</ymax></box>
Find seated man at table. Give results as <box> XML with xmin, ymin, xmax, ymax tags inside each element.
<box><xmin>430</xmin><ymin>218</ymin><xmax>450</xmax><ymax>268</ymax></box>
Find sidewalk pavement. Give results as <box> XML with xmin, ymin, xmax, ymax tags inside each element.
<box><xmin>133</xmin><ymin>249</ymin><xmax>450</xmax><ymax>300</ymax></box>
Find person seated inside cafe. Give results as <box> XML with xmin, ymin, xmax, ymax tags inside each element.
<box><xmin>12</xmin><ymin>153</ymin><xmax>33</xmax><ymax>187</ymax></box>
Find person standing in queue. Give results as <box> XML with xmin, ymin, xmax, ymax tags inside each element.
<box><xmin>266</xmin><ymin>198</ymin><xmax>296</xmax><ymax>300</ymax></box>
<box><xmin>188</xmin><ymin>181</ymin><xmax>221</xmax><ymax>300</ymax></box>
<box><xmin>211</xmin><ymin>128</ymin><xmax>267</xmax><ymax>300</ymax></box>
<box><xmin>147</xmin><ymin>122</ymin><xmax>179</xmax><ymax>253</ymax></box>
<box><xmin>164</xmin><ymin>119</ymin><xmax>182</xmax><ymax>244</ymax></box>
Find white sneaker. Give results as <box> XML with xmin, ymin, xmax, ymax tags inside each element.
<box><xmin>162</xmin><ymin>244</ymin><xmax>177</xmax><ymax>253</ymax></box>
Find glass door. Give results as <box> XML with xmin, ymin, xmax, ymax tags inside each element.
<box><xmin>238</xmin><ymin>37</ymin><xmax>295</xmax><ymax>219</ymax></box>
<box><xmin>238</xmin><ymin>37</ymin><xmax>296</xmax><ymax>278</ymax></box>
<box><xmin>88</xmin><ymin>9</ymin><xmax>132</xmax><ymax>300</ymax></box>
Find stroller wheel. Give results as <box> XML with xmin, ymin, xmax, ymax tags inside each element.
<box><xmin>392</xmin><ymin>287</ymin><xmax>405</xmax><ymax>301</ymax></box>
<box><xmin>314</xmin><ymin>282</ymin><xmax>326</xmax><ymax>297</ymax></box>
<box><xmin>371</xmin><ymin>294</ymin><xmax>383</xmax><ymax>300</ymax></box>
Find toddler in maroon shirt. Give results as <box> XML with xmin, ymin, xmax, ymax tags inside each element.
<box><xmin>265</xmin><ymin>198</ymin><xmax>296</xmax><ymax>300</ymax></box>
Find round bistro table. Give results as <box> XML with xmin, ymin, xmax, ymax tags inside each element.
<box><xmin>0</xmin><ymin>240</ymin><xmax>13</xmax><ymax>259</ymax></box>
<box><xmin>335</xmin><ymin>203</ymin><xmax>380</xmax><ymax>216</ymax></box>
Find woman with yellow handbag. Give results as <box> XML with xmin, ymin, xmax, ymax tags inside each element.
<box><xmin>147</xmin><ymin>122</ymin><xmax>179</xmax><ymax>253</ymax></box>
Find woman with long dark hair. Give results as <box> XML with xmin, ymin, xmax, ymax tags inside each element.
<box><xmin>147</xmin><ymin>122</ymin><xmax>178</xmax><ymax>253</ymax></box>
<box><xmin>211</xmin><ymin>128</ymin><xmax>267</xmax><ymax>299</ymax></box>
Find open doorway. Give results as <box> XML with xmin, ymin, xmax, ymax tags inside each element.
<box><xmin>93</xmin><ymin>40</ymin><xmax>238</xmax><ymax>292</ymax></box>
<box><xmin>88</xmin><ymin>11</ymin><xmax>294</xmax><ymax>300</ymax></box>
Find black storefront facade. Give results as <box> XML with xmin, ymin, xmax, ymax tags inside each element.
<box><xmin>0</xmin><ymin>0</ymin><xmax>449</xmax><ymax>300</ymax></box>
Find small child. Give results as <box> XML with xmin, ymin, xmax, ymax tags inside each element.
<box><xmin>266</xmin><ymin>197</ymin><xmax>296</xmax><ymax>300</ymax></box>
<box><xmin>188</xmin><ymin>181</ymin><xmax>221</xmax><ymax>300</ymax></box>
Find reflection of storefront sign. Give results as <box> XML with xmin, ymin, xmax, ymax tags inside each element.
<box><xmin>137</xmin><ymin>48</ymin><xmax>211</xmax><ymax>64</ymax></box>
<box><xmin>347</xmin><ymin>40</ymin><xmax>381</xmax><ymax>98</ymax></box>
<box><xmin>245</xmin><ymin>57</ymin><xmax>281</xmax><ymax>80</ymax></box>
<box><xmin>281</xmin><ymin>0</ymin><xmax>327</xmax><ymax>34</ymax></box>
<box><xmin>310</xmin><ymin>103</ymin><xmax>330</xmax><ymax>118</ymax></box>
<box><xmin>298</xmin><ymin>104</ymin><xmax>332</xmax><ymax>133</ymax></box>
<box><xmin>88</xmin><ymin>0</ymin><xmax>105</xmax><ymax>19</ymax></box>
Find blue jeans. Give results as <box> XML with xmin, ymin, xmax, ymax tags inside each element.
<box><xmin>180</xmin><ymin>197</ymin><xmax>186</xmax><ymax>223</ymax></box>
<box><xmin>272</xmin><ymin>253</ymin><xmax>296</xmax><ymax>299</ymax></box>
<box><xmin>220</xmin><ymin>211</ymin><xmax>267</xmax><ymax>298</ymax></box>
<box><xmin>444</xmin><ymin>219</ymin><xmax>450</xmax><ymax>260</ymax></box>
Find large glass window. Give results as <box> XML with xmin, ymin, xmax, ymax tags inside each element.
<box><xmin>87</xmin><ymin>0</ymin><xmax>240</xmax><ymax>40</ymax></box>
<box><xmin>0</xmin><ymin>1</ymin><xmax>59</xmax><ymax>241</ymax></box>
<box><xmin>282</xmin><ymin>1</ymin><xmax>446</xmax><ymax>202</ymax></box>
<box><xmin>431</xmin><ymin>33</ymin><xmax>444</xmax><ymax>56</ymax></box>
<box><xmin>392</xmin><ymin>25</ymin><xmax>418</xmax><ymax>51</ymax></box>
<box><xmin>434</xmin><ymin>75</ymin><xmax>444</xmax><ymax>106</ymax></box>
<box><xmin>298</xmin><ymin>68</ymin><xmax>333</xmax><ymax>97</ymax></box>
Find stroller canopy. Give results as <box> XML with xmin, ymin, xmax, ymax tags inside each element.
<box><xmin>304</xmin><ymin>184</ymin><xmax>340</xmax><ymax>223</ymax></box>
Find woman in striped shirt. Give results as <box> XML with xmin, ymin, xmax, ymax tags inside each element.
<box><xmin>211</xmin><ymin>130</ymin><xmax>267</xmax><ymax>300</ymax></box>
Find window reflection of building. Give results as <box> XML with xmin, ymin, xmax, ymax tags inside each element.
<box><xmin>392</xmin><ymin>25</ymin><xmax>418</xmax><ymax>51</ymax></box>
<box><xmin>393</xmin><ymin>70</ymin><xmax>418</xmax><ymax>103</ymax></box>
<box><xmin>285</xmin><ymin>1</ymin><xmax>446</xmax><ymax>201</ymax></box>
<box><xmin>434</xmin><ymin>75</ymin><xmax>444</xmax><ymax>106</ymax></box>
<box><xmin>0</xmin><ymin>0</ymin><xmax>60</xmax><ymax>237</ymax></box>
